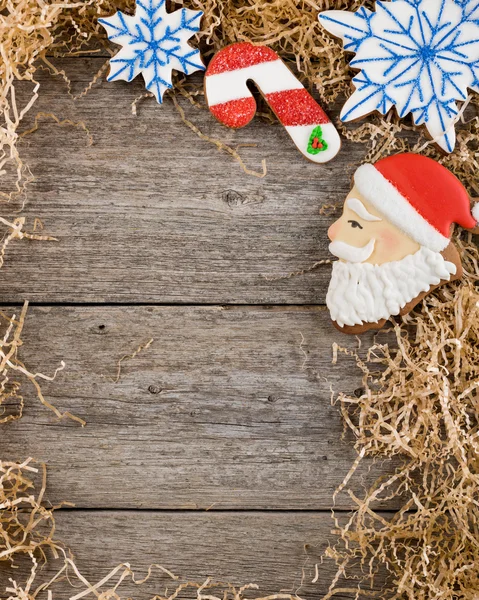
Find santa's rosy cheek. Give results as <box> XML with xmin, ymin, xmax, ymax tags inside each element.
<box><xmin>378</xmin><ymin>229</ymin><xmax>401</xmax><ymax>250</ymax></box>
<box><xmin>328</xmin><ymin>221</ymin><xmax>340</xmax><ymax>241</ymax></box>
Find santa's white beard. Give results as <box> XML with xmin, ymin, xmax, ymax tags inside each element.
<box><xmin>326</xmin><ymin>246</ymin><xmax>457</xmax><ymax>328</ymax></box>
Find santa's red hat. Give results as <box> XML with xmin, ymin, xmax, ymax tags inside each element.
<box><xmin>354</xmin><ymin>153</ymin><xmax>478</xmax><ymax>252</ymax></box>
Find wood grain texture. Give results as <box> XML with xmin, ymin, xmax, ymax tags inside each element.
<box><xmin>0</xmin><ymin>55</ymin><xmax>396</xmax><ymax>600</ymax></box>
<box><xmin>3</xmin><ymin>57</ymin><xmax>368</xmax><ymax>304</ymax></box>
<box><xmin>2</xmin><ymin>305</ymin><xmax>396</xmax><ymax>510</ymax></box>
<box><xmin>0</xmin><ymin>510</ymin><xmax>384</xmax><ymax>600</ymax></box>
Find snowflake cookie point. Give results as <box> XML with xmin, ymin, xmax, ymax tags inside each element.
<box><xmin>99</xmin><ymin>0</ymin><xmax>204</xmax><ymax>103</ymax></box>
<box><xmin>318</xmin><ymin>0</ymin><xmax>479</xmax><ymax>153</ymax></box>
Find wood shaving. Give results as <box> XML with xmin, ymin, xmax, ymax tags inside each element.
<box><xmin>172</xmin><ymin>96</ymin><xmax>267</xmax><ymax>178</ymax></box>
<box><xmin>0</xmin><ymin>458</ymin><xmax>64</xmax><ymax>597</ymax></box>
<box><xmin>113</xmin><ymin>337</ymin><xmax>154</xmax><ymax>383</ymax></box>
<box><xmin>262</xmin><ymin>259</ymin><xmax>332</xmax><ymax>281</ymax></box>
<box><xmin>0</xmin><ymin>301</ymin><xmax>84</xmax><ymax>426</ymax></box>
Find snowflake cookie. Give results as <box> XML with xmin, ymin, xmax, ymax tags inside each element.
<box><xmin>318</xmin><ymin>0</ymin><xmax>479</xmax><ymax>153</ymax></box>
<box><xmin>99</xmin><ymin>0</ymin><xmax>204</xmax><ymax>103</ymax></box>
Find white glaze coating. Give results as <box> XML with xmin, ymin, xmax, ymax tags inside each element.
<box><xmin>206</xmin><ymin>61</ymin><xmax>303</xmax><ymax>106</ymax></box>
<box><xmin>329</xmin><ymin>238</ymin><xmax>376</xmax><ymax>263</ymax></box>
<box><xmin>285</xmin><ymin>123</ymin><xmax>342</xmax><ymax>164</ymax></box>
<box><xmin>326</xmin><ymin>246</ymin><xmax>456</xmax><ymax>327</ymax></box>
<box><xmin>346</xmin><ymin>197</ymin><xmax>382</xmax><ymax>222</ymax></box>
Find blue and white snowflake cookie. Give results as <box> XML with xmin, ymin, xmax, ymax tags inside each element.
<box><xmin>318</xmin><ymin>0</ymin><xmax>479</xmax><ymax>153</ymax></box>
<box><xmin>99</xmin><ymin>0</ymin><xmax>204</xmax><ymax>103</ymax></box>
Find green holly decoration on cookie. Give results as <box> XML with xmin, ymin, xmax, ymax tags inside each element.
<box><xmin>307</xmin><ymin>126</ymin><xmax>328</xmax><ymax>155</ymax></box>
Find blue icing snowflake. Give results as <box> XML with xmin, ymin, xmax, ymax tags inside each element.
<box><xmin>318</xmin><ymin>0</ymin><xmax>479</xmax><ymax>152</ymax></box>
<box><xmin>99</xmin><ymin>0</ymin><xmax>204</xmax><ymax>103</ymax></box>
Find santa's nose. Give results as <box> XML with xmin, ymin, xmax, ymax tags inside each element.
<box><xmin>327</xmin><ymin>221</ymin><xmax>339</xmax><ymax>241</ymax></box>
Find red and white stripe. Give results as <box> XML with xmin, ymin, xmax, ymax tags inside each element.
<box><xmin>205</xmin><ymin>43</ymin><xmax>341</xmax><ymax>163</ymax></box>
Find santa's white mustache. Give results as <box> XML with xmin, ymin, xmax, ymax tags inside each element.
<box><xmin>329</xmin><ymin>238</ymin><xmax>375</xmax><ymax>263</ymax></box>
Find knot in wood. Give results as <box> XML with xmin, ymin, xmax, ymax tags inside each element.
<box><xmin>148</xmin><ymin>385</ymin><xmax>162</xmax><ymax>394</ymax></box>
<box><xmin>222</xmin><ymin>189</ymin><xmax>245</xmax><ymax>207</ymax></box>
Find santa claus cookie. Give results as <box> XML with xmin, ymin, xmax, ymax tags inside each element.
<box><xmin>326</xmin><ymin>153</ymin><xmax>479</xmax><ymax>334</ymax></box>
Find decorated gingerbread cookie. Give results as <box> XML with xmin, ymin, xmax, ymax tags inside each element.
<box><xmin>204</xmin><ymin>42</ymin><xmax>341</xmax><ymax>163</ymax></box>
<box><xmin>318</xmin><ymin>1</ymin><xmax>479</xmax><ymax>154</ymax></box>
<box><xmin>326</xmin><ymin>153</ymin><xmax>479</xmax><ymax>334</ymax></box>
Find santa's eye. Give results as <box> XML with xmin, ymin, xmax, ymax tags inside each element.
<box><xmin>348</xmin><ymin>220</ymin><xmax>363</xmax><ymax>230</ymax></box>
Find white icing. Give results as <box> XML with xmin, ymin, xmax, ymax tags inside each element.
<box><xmin>319</xmin><ymin>0</ymin><xmax>479</xmax><ymax>153</ymax></box>
<box><xmin>206</xmin><ymin>60</ymin><xmax>303</xmax><ymax>106</ymax></box>
<box><xmin>326</xmin><ymin>246</ymin><xmax>457</xmax><ymax>328</ymax></box>
<box><xmin>346</xmin><ymin>197</ymin><xmax>382</xmax><ymax>222</ymax></box>
<box><xmin>285</xmin><ymin>123</ymin><xmax>341</xmax><ymax>164</ymax></box>
<box><xmin>329</xmin><ymin>238</ymin><xmax>375</xmax><ymax>263</ymax></box>
<box><xmin>472</xmin><ymin>202</ymin><xmax>479</xmax><ymax>224</ymax></box>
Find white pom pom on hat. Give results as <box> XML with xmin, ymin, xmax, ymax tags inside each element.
<box><xmin>472</xmin><ymin>201</ymin><xmax>479</xmax><ymax>224</ymax></box>
<box><xmin>354</xmin><ymin>153</ymin><xmax>478</xmax><ymax>252</ymax></box>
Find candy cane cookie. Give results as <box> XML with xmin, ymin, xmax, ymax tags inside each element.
<box><xmin>205</xmin><ymin>43</ymin><xmax>341</xmax><ymax>163</ymax></box>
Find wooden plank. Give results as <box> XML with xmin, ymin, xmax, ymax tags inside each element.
<box><xmin>1</xmin><ymin>305</ymin><xmax>396</xmax><ymax>510</ymax></box>
<box><xmin>0</xmin><ymin>510</ymin><xmax>383</xmax><ymax>599</ymax></box>
<box><xmin>3</xmin><ymin>57</ymin><xmax>368</xmax><ymax>304</ymax></box>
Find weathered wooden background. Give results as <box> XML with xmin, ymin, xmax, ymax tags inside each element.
<box><xmin>0</xmin><ymin>57</ymin><xmax>393</xmax><ymax>598</ymax></box>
